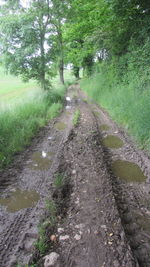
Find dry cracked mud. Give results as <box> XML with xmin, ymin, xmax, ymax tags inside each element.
<box><xmin>0</xmin><ymin>84</ymin><xmax>150</xmax><ymax>267</ymax></box>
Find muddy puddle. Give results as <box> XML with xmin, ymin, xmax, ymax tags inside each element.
<box><xmin>112</xmin><ymin>160</ymin><xmax>147</xmax><ymax>182</ymax></box>
<box><xmin>102</xmin><ymin>135</ymin><xmax>123</xmax><ymax>149</ymax></box>
<box><xmin>29</xmin><ymin>151</ymin><xmax>54</xmax><ymax>170</ymax></box>
<box><xmin>66</xmin><ymin>111</ymin><xmax>71</xmax><ymax>116</ymax></box>
<box><xmin>0</xmin><ymin>188</ymin><xmax>39</xmax><ymax>212</ymax></box>
<box><xmin>100</xmin><ymin>124</ymin><xmax>110</xmax><ymax>131</ymax></box>
<box><xmin>134</xmin><ymin>211</ymin><xmax>150</xmax><ymax>232</ymax></box>
<box><xmin>55</xmin><ymin>122</ymin><xmax>67</xmax><ymax>130</ymax></box>
<box><xmin>93</xmin><ymin>111</ymin><xmax>100</xmax><ymax>117</ymax></box>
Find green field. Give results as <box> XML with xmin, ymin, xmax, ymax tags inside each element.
<box><xmin>0</xmin><ymin>67</ymin><xmax>38</xmax><ymax>106</ymax></box>
<box><xmin>0</xmin><ymin>67</ymin><xmax>74</xmax><ymax>107</ymax></box>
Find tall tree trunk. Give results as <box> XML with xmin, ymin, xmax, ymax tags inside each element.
<box><xmin>57</xmin><ymin>18</ymin><xmax>65</xmax><ymax>84</ymax></box>
<box><xmin>59</xmin><ymin>58</ymin><xmax>64</xmax><ymax>84</ymax></box>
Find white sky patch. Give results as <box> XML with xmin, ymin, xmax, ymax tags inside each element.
<box><xmin>20</xmin><ymin>0</ymin><xmax>30</xmax><ymax>8</ymax></box>
<box><xmin>0</xmin><ymin>0</ymin><xmax>30</xmax><ymax>7</ymax></box>
<box><xmin>0</xmin><ymin>0</ymin><xmax>5</xmax><ymax>5</ymax></box>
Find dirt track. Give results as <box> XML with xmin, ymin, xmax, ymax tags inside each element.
<box><xmin>0</xmin><ymin>84</ymin><xmax>150</xmax><ymax>267</ymax></box>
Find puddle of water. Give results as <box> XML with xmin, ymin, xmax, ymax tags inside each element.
<box><xmin>93</xmin><ymin>111</ymin><xmax>100</xmax><ymax>117</ymax></box>
<box><xmin>55</xmin><ymin>122</ymin><xmax>67</xmax><ymax>130</ymax></box>
<box><xmin>66</xmin><ymin>111</ymin><xmax>71</xmax><ymax>116</ymax></box>
<box><xmin>66</xmin><ymin>106</ymin><xmax>71</xmax><ymax>110</ymax></box>
<box><xmin>102</xmin><ymin>135</ymin><xmax>123</xmax><ymax>149</ymax></box>
<box><xmin>112</xmin><ymin>160</ymin><xmax>147</xmax><ymax>182</ymax></box>
<box><xmin>100</xmin><ymin>124</ymin><xmax>110</xmax><ymax>131</ymax></box>
<box><xmin>29</xmin><ymin>151</ymin><xmax>54</xmax><ymax>170</ymax></box>
<box><xmin>134</xmin><ymin>212</ymin><xmax>150</xmax><ymax>231</ymax></box>
<box><xmin>0</xmin><ymin>188</ymin><xmax>40</xmax><ymax>212</ymax></box>
<box><xmin>66</xmin><ymin>96</ymin><xmax>71</xmax><ymax>102</ymax></box>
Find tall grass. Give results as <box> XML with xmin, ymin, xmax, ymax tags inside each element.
<box><xmin>80</xmin><ymin>63</ymin><xmax>150</xmax><ymax>150</ymax></box>
<box><xmin>0</xmin><ymin>86</ymin><xmax>65</xmax><ymax>168</ymax></box>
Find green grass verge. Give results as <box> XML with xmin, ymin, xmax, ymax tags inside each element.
<box><xmin>0</xmin><ymin>86</ymin><xmax>65</xmax><ymax>168</ymax></box>
<box><xmin>80</xmin><ymin>64</ymin><xmax>150</xmax><ymax>150</ymax></box>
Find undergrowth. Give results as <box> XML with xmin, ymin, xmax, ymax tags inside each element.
<box><xmin>80</xmin><ymin>60</ymin><xmax>150</xmax><ymax>150</ymax></box>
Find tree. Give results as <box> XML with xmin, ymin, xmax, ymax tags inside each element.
<box><xmin>64</xmin><ymin>0</ymin><xmax>107</xmax><ymax>76</ymax></box>
<box><xmin>49</xmin><ymin>0</ymin><xmax>69</xmax><ymax>84</ymax></box>
<box><xmin>0</xmin><ymin>0</ymin><xmax>68</xmax><ymax>88</ymax></box>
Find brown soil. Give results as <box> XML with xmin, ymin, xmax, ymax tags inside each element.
<box><xmin>0</xmin><ymin>84</ymin><xmax>150</xmax><ymax>267</ymax></box>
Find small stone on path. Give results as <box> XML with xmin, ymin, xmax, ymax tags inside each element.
<box><xmin>74</xmin><ymin>234</ymin><xmax>81</xmax><ymax>240</ymax></box>
<box><xmin>57</xmin><ymin>228</ymin><xmax>64</xmax><ymax>233</ymax></box>
<box><xmin>59</xmin><ymin>235</ymin><xmax>69</xmax><ymax>241</ymax></box>
<box><xmin>44</xmin><ymin>252</ymin><xmax>60</xmax><ymax>267</ymax></box>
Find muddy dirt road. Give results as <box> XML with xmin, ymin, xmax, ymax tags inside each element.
<box><xmin>0</xmin><ymin>84</ymin><xmax>150</xmax><ymax>267</ymax></box>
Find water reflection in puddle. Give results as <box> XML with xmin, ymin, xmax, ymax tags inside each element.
<box><xmin>29</xmin><ymin>151</ymin><xmax>54</xmax><ymax>170</ymax></box>
<box><xmin>112</xmin><ymin>160</ymin><xmax>147</xmax><ymax>182</ymax></box>
<box><xmin>66</xmin><ymin>106</ymin><xmax>71</xmax><ymax>110</ymax></box>
<box><xmin>100</xmin><ymin>124</ymin><xmax>110</xmax><ymax>131</ymax></box>
<box><xmin>102</xmin><ymin>135</ymin><xmax>123</xmax><ymax>149</ymax></box>
<box><xmin>0</xmin><ymin>188</ymin><xmax>40</xmax><ymax>212</ymax></box>
<box><xmin>55</xmin><ymin>122</ymin><xmax>67</xmax><ymax>130</ymax></box>
<box><xmin>66</xmin><ymin>96</ymin><xmax>71</xmax><ymax>102</ymax></box>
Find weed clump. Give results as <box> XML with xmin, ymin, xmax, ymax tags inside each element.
<box><xmin>73</xmin><ymin>109</ymin><xmax>80</xmax><ymax>127</ymax></box>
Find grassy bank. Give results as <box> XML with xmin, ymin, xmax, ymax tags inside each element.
<box><xmin>0</xmin><ymin>87</ymin><xmax>65</xmax><ymax>168</ymax></box>
<box><xmin>80</xmin><ymin>63</ymin><xmax>150</xmax><ymax>150</ymax></box>
<box><xmin>0</xmin><ymin>69</ymin><xmax>74</xmax><ymax>168</ymax></box>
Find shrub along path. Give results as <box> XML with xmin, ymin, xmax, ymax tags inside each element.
<box><xmin>0</xmin><ymin>85</ymin><xmax>149</xmax><ymax>267</ymax></box>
